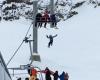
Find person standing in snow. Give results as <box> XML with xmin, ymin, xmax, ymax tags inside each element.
<box><xmin>40</xmin><ymin>67</ymin><xmax>52</xmax><ymax>80</ymax></box>
<box><xmin>59</xmin><ymin>71</ymin><xmax>65</xmax><ymax>80</ymax></box>
<box><xmin>46</xmin><ymin>34</ymin><xmax>57</xmax><ymax>48</ymax></box>
<box><xmin>64</xmin><ymin>72</ymin><xmax>69</xmax><ymax>80</ymax></box>
<box><xmin>29</xmin><ymin>68</ymin><xmax>38</xmax><ymax>80</ymax></box>
<box><xmin>53</xmin><ymin>71</ymin><xmax>59</xmax><ymax>80</ymax></box>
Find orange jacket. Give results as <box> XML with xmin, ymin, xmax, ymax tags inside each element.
<box><xmin>31</xmin><ymin>69</ymin><xmax>37</xmax><ymax>76</ymax></box>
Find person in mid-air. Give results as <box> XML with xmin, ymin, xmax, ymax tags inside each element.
<box><xmin>46</xmin><ymin>34</ymin><xmax>57</xmax><ymax>48</ymax></box>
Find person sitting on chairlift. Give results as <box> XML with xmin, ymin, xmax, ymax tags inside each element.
<box><xmin>35</xmin><ymin>13</ymin><xmax>42</xmax><ymax>27</ymax></box>
<box><xmin>42</xmin><ymin>10</ymin><xmax>50</xmax><ymax>28</ymax></box>
<box><xmin>64</xmin><ymin>72</ymin><xmax>69</xmax><ymax>80</ymax></box>
<box><xmin>50</xmin><ymin>14</ymin><xmax>57</xmax><ymax>27</ymax></box>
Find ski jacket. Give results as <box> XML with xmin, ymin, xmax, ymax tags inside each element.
<box><xmin>64</xmin><ymin>73</ymin><xmax>69</xmax><ymax>80</ymax></box>
<box><xmin>42</xmin><ymin>13</ymin><xmax>50</xmax><ymax>21</ymax></box>
<box><xmin>36</xmin><ymin>13</ymin><xmax>42</xmax><ymax>21</ymax></box>
<box><xmin>53</xmin><ymin>72</ymin><xmax>59</xmax><ymax>80</ymax></box>
<box><xmin>50</xmin><ymin>14</ymin><xmax>56</xmax><ymax>22</ymax></box>
<box><xmin>31</xmin><ymin>69</ymin><xmax>37</xmax><ymax>76</ymax></box>
<box><xmin>59</xmin><ymin>72</ymin><xmax>65</xmax><ymax>80</ymax></box>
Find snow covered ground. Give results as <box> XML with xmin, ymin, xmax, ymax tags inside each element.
<box><xmin>0</xmin><ymin>1</ymin><xmax>100</xmax><ymax>80</ymax></box>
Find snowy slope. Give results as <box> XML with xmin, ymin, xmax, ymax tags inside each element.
<box><xmin>0</xmin><ymin>1</ymin><xmax>100</xmax><ymax>80</ymax></box>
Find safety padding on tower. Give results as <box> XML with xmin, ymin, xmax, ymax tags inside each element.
<box><xmin>31</xmin><ymin>53</ymin><xmax>41</xmax><ymax>62</ymax></box>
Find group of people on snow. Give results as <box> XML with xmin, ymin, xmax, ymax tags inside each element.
<box><xmin>27</xmin><ymin>67</ymin><xmax>69</xmax><ymax>80</ymax></box>
<box><xmin>35</xmin><ymin>9</ymin><xmax>57</xmax><ymax>28</ymax></box>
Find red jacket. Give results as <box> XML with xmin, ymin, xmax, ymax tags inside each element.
<box><xmin>31</xmin><ymin>69</ymin><xmax>37</xmax><ymax>76</ymax></box>
<box><xmin>42</xmin><ymin>13</ymin><xmax>50</xmax><ymax>21</ymax></box>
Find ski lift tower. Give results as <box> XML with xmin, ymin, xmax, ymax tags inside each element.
<box><xmin>50</xmin><ymin>0</ymin><xmax>54</xmax><ymax>15</ymax></box>
<box><xmin>31</xmin><ymin>0</ymin><xmax>41</xmax><ymax>62</ymax></box>
<box><xmin>50</xmin><ymin>0</ymin><xmax>54</xmax><ymax>28</ymax></box>
<box><xmin>31</xmin><ymin>0</ymin><xmax>55</xmax><ymax>62</ymax></box>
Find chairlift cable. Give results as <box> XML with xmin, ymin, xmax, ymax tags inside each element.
<box><xmin>10</xmin><ymin>73</ymin><xmax>28</xmax><ymax>75</ymax></box>
<box><xmin>6</xmin><ymin>41</ymin><xmax>24</xmax><ymax>66</ymax></box>
<box><xmin>6</xmin><ymin>23</ymin><xmax>33</xmax><ymax>66</ymax></box>
<box><xmin>24</xmin><ymin>22</ymin><xmax>33</xmax><ymax>37</ymax></box>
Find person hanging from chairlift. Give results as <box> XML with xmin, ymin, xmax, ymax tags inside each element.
<box><xmin>46</xmin><ymin>34</ymin><xmax>58</xmax><ymax>48</ymax></box>
<box><xmin>44</xmin><ymin>8</ymin><xmax>50</xmax><ymax>14</ymax></box>
<box><xmin>50</xmin><ymin>14</ymin><xmax>57</xmax><ymax>27</ymax></box>
<box><xmin>35</xmin><ymin>13</ymin><xmax>42</xmax><ymax>27</ymax></box>
<box><xmin>42</xmin><ymin>9</ymin><xmax>50</xmax><ymax>28</ymax></box>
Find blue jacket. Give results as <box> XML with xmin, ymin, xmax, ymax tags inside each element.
<box><xmin>59</xmin><ymin>72</ymin><xmax>65</xmax><ymax>80</ymax></box>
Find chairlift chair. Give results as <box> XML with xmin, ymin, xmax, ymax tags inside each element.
<box><xmin>36</xmin><ymin>17</ymin><xmax>57</xmax><ymax>23</ymax></box>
